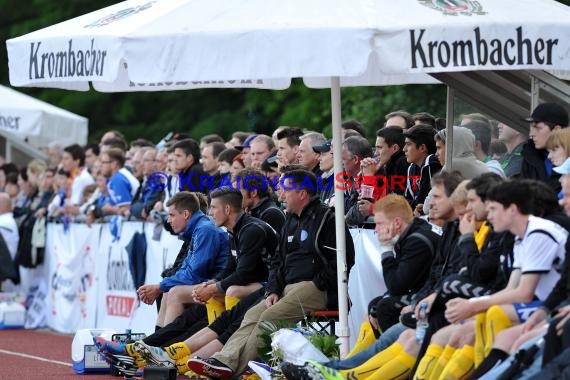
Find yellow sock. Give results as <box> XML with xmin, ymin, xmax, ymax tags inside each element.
<box><xmin>434</xmin><ymin>348</ymin><xmax>462</xmax><ymax>380</ymax></box>
<box><xmin>485</xmin><ymin>306</ymin><xmax>512</xmax><ymax>356</ymax></box>
<box><xmin>206</xmin><ymin>298</ymin><xmax>225</xmax><ymax>323</ymax></box>
<box><xmin>474</xmin><ymin>312</ymin><xmax>486</xmax><ymax>368</ymax></box>
<box><xmin>341</xmin><ymin>342</ymin><xmax>403</xmax><ymax>379</ymax></box>
<box><xmin>125</xmin><ymin>342</ymin><xmax>146</xmax><ymax>367</ymax></box>
<box><xmin>437</xmin><ymin>345</ymin><xmax>474</xmax><ymax>380</ymax></box>
<box><xmin>413</xmin><ymin>344</ymin><xmax>443</xmax><ymax>380</ymax></box>
<box><xmin>224</xmin><ymin>295</ymin><xmax>240</xmax><ymax>311</ymax></box>
<box><xmin>242</xmin><ymin>374</ymin><xmax>262</xmax><ymax>380</ymax></box>
<box><xmin>367</xmin><ymin>351</ymin><xmax>417</xmax><ymax>380</ymax></box>
<box><xmin>176</xmin><ymin>354</ymin><xmax>190</xmax><ymax>374</ymax></box>
<box><xmin>430</xmin><ymin>345</ymin><xmax>456</xmax><ymax>380</ymax></box>
<box><xmin>165</xmin><ymin>341</ymin><xmax>191</xmax><ymax>360</ymax></box>
<box><xmin>346</xmin><ymin>321</ymin><xmax>377</xmax><ymax>358</ymax></box>
<box><xmin>125</xmin><ymin>342</ymin><xmax>136</xmax><ymax>356</ymax></box>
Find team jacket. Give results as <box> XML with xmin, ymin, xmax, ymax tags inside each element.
<box><xmin>456</xmin><ymin>225</ymin><xmax>514</xmax><ymax>292</ymax></box>
<box><xmin>381</xmin><ymin>218</ymin><xmax>440</xmax><ymax>296</ymax></box>
<box><xmin>415</xmin><ymin>219</ymin><xmax>461</xmax><ymax>301</ymax></box>
<box><xmin>159</xmin><ymin>210</ymin><xmax>228</xmax><ymax>292</ymax></box>
<box><xmin>405</xmin><ymin>154</ymin><xmax>442</xmax><ymax>210</ymax></box>
<box><xmin>250</xmin><ymin>197</ymin><xmax>285</xmax><ymax>234</ymax></box>
<box><xmin>266</xmin><ymin>197</ymin><xmax>355</xmax><ymax>296</ymax></box>
<box><xmin>216</xmin><ymin>213</ymin><xmax>278</xmax><ymax>292</ymax></box>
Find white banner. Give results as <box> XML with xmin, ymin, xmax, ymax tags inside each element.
<box><xmin>96</xmin><ymin>222</ymin><xmax>146</xmax><ymax>333</ymax></box>
<box><xmin>41</xmin><ymin>222</ymin><xmax>378</xmax><ymax>342</ymax></box>
<box><xmin>94</xmin><ymin>222</ymin><xmax>182</xmax><ymax>335</ymax></box>
<box><xmin>24</xmin><ymin>278</ymin><xmax>48</xmax><ymax>329</ymax></box>
<box><xmin>348</xmin><ymin>229</ymin><xmax>385</xmax><ymax>348</ymax></box>
<box><xmin>41</xmin><ymin>221</ymin><xmax>182</xmax><ymax>334</ymax></box>
<box><xmin>45</xmin><ymin>223</ymin><xmax>100</xmax><ymax>333</ymax></box>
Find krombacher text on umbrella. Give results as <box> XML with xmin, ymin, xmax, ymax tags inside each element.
<box><xmin>28</xmin><ymin>39</ymin><xmax>107</xmax><ymax>80</ymax></box>
<box><xmin>0</xmin><ymin>115</ymin><xmax>20</xmax><ymax>131</ymax></box>
<box><xmin>410</xmin><ymin>27</ymin><xmax>559</xmax><ymax>69</ymax></box>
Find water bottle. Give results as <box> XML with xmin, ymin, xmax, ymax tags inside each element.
<box><xmin>415</xmin><ymin>302</ymin><xmax>429</xmax><ymax>344</ymax></box>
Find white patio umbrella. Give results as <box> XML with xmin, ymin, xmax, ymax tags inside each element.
<box><xmin>7</xmin><ymin>0</ymin><xmax>570</xmax><ymax>354</ymax></box>
<box><xmin>0</xmin><ymin>85</ymin><xmax>87</xmax><ymax>149</ymax></box>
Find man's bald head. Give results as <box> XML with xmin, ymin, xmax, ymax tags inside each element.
<box><xmin>0</xmin><ymin>193</ymin><xmax>12</xmax><ymax>214</ymax></box>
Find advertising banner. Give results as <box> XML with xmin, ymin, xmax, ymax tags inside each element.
<box><xmin>45</xmin><ymin>223</ymin><xmax>100</xmax><ymax>333</ymax></box>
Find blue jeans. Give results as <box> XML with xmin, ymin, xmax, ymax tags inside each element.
<box><xmin>325</xmin><ymin>323</ymin><xmax>408</xmax><ymax>370</ymax></box>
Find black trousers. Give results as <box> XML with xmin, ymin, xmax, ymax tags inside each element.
<box><xmin>369</xmin><ymin>294</ymin><xmax>414</xmax><ymax>332</ymax></box>
<box><xmin>145</xmin><ymin>287</ymin><xmax>266</xmax><ymax>347</ymax></box>
<box><xmin>143</xmin><ymin>304</ymin><xmax>208</xmax><ymax>347</ymax></box>
<box><xmin>542</xmin><ymin>315</ymin><xmax>570</xmax><ymax>367</ymax></box>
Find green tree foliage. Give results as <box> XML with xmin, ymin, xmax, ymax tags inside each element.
<box><xmin>1</xmin><ymin>0</ymin><xmax>568</xmax><ymax>144</ymax></box>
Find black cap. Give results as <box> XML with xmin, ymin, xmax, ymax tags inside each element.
<box><xmin>235</xmin><ymin>134</ymin><xmax>257</xmax><ymax>151</ymax></box>
<box><xmin>261</xmin><ymin>153</ymin><xmax>278</xmax><ymax>171</ymax></box>
<box><xmin>312</xmin><ymin>139</ymin><xmax>332</xmax><ymax>153</ymax></box>
<box><xmin>524</xmin><ymin>102</ymin><xmax>569</xmax><ymax>127</ymax></box>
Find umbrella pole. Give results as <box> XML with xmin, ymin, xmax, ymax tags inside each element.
<box><xmin>330</xmin><ymin>77</ymin><xmax>350</xmax><ymax>357</ymax></box>
<box><xmin>446</xmin><ymin>86</ymin><xmax>454</xmax><ymax>169</ymax></box>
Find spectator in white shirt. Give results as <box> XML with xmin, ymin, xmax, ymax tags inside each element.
<box><xmin>61</xmin><ymin>144</ymin><xmax>95</xmax><ymax>215</ymax></box>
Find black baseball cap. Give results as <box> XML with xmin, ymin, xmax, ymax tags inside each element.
<box><xmin>524</xmin><ymin>102</ymin><xmax>569</xmax><ymax>127</ymax></box>
<box><xmin>261</xmin><ymin>154</ymin><xmax>279</xmax><ymax>171</ymax></box>
<box><xmin>312</xmin><ymin>139</ymin><xmax>332</xmax><ymax>153</ymax></box>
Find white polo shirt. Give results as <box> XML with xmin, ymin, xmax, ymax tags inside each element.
<box><xmin>513</xmin><ymin>215</ymin><xmax>568</xmax><ymax>301</ymax></box>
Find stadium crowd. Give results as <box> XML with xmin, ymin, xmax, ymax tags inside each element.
<box><xmin>1</xmin><ymin>103</ymin><xmax>570</xmax><ymax>379</ymax></box>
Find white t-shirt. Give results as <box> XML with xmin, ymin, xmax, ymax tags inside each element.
<box><xmin>70</xmin><ymin>168</ymin><xmax>95</xmax><ymax>206</ymax></box>
<box><xmin>513</xmin><ymin>215</ymin><xmax>568</xmax><ymax>301</ymax></box>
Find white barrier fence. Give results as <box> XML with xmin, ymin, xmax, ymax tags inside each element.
<box><xmin>28</xmin><ymin>222</ymin><xmax>385</xmax><ymax>340</ymax></box>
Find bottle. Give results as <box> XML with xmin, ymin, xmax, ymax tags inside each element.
<box><xmin>415</xmin><ymin>302</ymin><xmax>429</xmax><ymax>344</ymax></box>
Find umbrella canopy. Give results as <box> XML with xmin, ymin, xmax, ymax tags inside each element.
<box><xmin>0</xmin><ymin>85</ymin><xmax>87</xmax><ymax>148</ymax></box>
<box><xmin>8</xmin><ymin>0</ymin><xmax>570</xmax><ymax>92</ymax></box>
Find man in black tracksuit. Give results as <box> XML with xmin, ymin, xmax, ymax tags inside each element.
<box><xmin>238</xmin><ymin>167</ymin><xmax>285</xmax><ymax>234</ymax></box>
<box><xmin>367</xmin><ymin>194</ymin><xmax>441</xmax><ymax>332</ymax></box>
<box><xmin>193</xmin><ymin>187</ymin><xmax>278</xmax><ymax>306</ymax></box>
<box><xmin>249</xmin><ymin>195</ymin><xmax>284</xmax><ymax>231</ymax></box>
<box><xmin>402</xmin><ymin>124</ymin><xmax>442</xmax><ymax>215</ymax></box>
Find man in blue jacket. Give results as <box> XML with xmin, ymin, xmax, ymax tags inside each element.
<box><xmin>138</xmin><ymin>191</ymin><xmax>228</xmax><ymax>328</ymax></box>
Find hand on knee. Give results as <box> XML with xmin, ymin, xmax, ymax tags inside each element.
<box><xmin>226</xmin><ymin>286</ymin><xmax>242</xmax><ymax>299</ymax></box>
